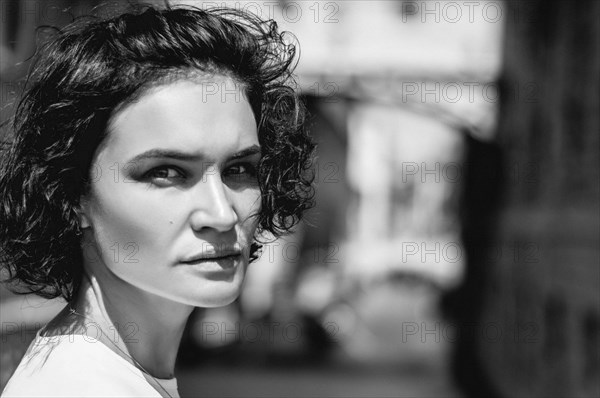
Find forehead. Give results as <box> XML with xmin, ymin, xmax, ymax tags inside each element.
<box><xmin>99</xmin><ymin>76</ymin><xmax>258</xmax><ymax>163</ymax></box>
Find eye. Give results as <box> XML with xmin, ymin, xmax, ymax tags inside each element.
<box><xmin>224</xmin><ymin>162</ymin><xmax>258</xmax><ymax>181</ymax></box>
<box><xmin>227</xmin><ymin>163</ymin><xmax>255</xmax><ymax>175</ymax></box>
<box><xmin>143</xmin><ymin>166</ymin><xmax>185</xmax><ymax>186</ymax></box>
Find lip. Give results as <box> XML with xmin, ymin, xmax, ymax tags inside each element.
<box><xmin>181</xmin><ymin>253</ymin><xmax>241</xmax><ymax>266</ymax></box>
<box><xmin>180</xmin><ymin>244</ymin><xmax>243</xmax><ymax>264</ymax></box>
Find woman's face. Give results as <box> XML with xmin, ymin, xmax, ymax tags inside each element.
<box><xmin>79</xmin><ymin>76</ymin><xmax>261</xmax><ymax>307</ymax></box>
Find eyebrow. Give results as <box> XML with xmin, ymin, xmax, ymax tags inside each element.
<box><xmin>127</xmin><ymin>145</ymin><xmax>262</xmax><ymax>164</ymax></box>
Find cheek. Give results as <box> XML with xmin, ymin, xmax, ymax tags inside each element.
<box><xmin>87</xmin><ymin>183</ymin><xmax>178</xmax><ymax>264</ymax></box>
<box><xmin>234</xmin><ymin>187</ymin><xmax>262</xmax><ymax>229</ymax></box>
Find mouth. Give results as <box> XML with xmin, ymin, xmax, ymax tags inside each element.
<box><xmin>180</xmin><ymin>252</ymin><xmax>241</xmax><ymax>265</ymax></box>
<box><xmin>180</xmin><ymin>244</ymin><xmax>244</xmax><ymax>265</ymax></box>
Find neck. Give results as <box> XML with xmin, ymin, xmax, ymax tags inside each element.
<box><xmin>66</xmin><ymin>267</ymin><xmax>194</xmax><ymax>379</ymax></box>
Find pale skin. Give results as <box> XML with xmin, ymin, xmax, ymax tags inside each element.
<box><xmin>42</xmin><ymin>75</ymin><xmax>262</xmax><ymax>386</ymax></box>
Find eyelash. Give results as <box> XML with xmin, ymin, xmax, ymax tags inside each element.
<box><xmin>144</xmin><ymin>166</ymin><xmax>185</xmax><ymax>182</ymax></box>
<box><xmin>224</xmin><ymin>163</ymin><xmax>257</xmax><ymax>178</ymax></box>
<box><xmin>143</xmin><ymin>163</ymin><xmax>258</xmax><ymax>185</ymax></box>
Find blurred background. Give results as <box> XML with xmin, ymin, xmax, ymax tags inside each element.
<box><xmin>1</xmin><ymin>1</ymin><xmax>598</xmax><ymax>397</ymax></box>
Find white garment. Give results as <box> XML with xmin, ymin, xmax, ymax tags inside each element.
<box><xmin>1</xmin><ymin>327</ymin><xmax>179</xmax><ymax>398</ymax></box>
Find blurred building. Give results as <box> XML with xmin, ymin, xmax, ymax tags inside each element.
<box><xmin>242</xmin><ymin>0</ymin><xmax>503</xmax><ymax>366</ymax></box>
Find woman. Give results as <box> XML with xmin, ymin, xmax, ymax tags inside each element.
<box><xmin>0</xmin><ymin>4</ymin><xmax>314</xmax><ymax>397</ymax></box>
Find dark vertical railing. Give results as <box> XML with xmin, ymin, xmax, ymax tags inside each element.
<box><xmin>446</xmin><ymin>1</ymin><xmax>600</xmax><ymax>397</ymax></box>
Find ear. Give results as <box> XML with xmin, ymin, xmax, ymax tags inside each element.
<box><xmin>75</xmin><ymin>197</ymin><xmax>92</xmax><ymax>229</ymax></box>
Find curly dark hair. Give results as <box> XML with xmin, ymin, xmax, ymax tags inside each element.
<box><xmin>0</xmin><ymin>4</ymin><xmax>315</xmax><ymax>302</ymax></box>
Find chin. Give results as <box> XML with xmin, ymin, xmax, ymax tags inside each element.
<box><xmin>190</xmin><ymin>288</ymin><xmax>242</xmax><ymax>308</ymax></box>
<box><xmin>176</xmin><ymin>260</ymin><xmax>248</xmax><ymax>307</ymax></box>
<box><xmin>182</xmin><ymin>277</ymin><xmax>245</xmax><ymax>308</ymax></box>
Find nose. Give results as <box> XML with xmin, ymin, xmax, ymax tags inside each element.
<box><xmin>189</xmin><ymin>172</ymin><xmax>238</xmax><ymax>233</ymax></box>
